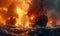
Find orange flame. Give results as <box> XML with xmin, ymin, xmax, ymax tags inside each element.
<box><xmin>48</xmin><ymin>18</ymin><xmax>53</xmax><ymax>24</ymax></box>
<box><xmin>30</xmin><ymin>16</ymin><xmax>34</xmax><ymax>20</ymax></box>
<box><xmin>47</xmin><ymin>17</ymin><xmax>53</xmax><ymax>27</ymax></box>
<box><xmin>15</xmin><ymin>0</ymin><xmax>32</xmax><ymax>29</ymax></box>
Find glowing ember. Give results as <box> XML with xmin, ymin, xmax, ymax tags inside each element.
<box><xmin>30</xmin><ymin>16</ymin><xmax>34</xmax><ymax>20</ymax></box>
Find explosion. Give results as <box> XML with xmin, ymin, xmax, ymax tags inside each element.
<box><xmin>0</xmin><ymin>0</ymin><xmax>33</xmax><ymax>35</ymax></box>
<box><xmin>0</xmin><ymin>0</ymin><xmax>49</xmax><ymax>36</ymax></box>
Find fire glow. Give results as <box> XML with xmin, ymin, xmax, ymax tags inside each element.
<box><xmin>15</xmin><ymin>0</ymin><xmax>32</xmax><ymax>29</ymax></box>
<box><xmin>0</xmin><ymin>0</ymin><xmax>53</xmax><ymax>36</ymax></box>
<box><xmin>0</xmin><ymin>0</ymin><xmax>34</xmax><ymax>35</ymax></box>
<box><xmin>0</xmin><ymin>0</ymin><xmax>33</xmax><ymax>29</ymax></box>
<box><xmin>15</xmin><ymin>6</ymin><xmax>30</xmax><ymax>28</ymax></box>
<box><xmin>0</xmin><ymin>0</ymin><xmax>54</xmax><ymax>28</ymax></box>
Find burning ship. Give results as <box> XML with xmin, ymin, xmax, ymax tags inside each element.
<box><xmin>0</xmin><ymin>0</ymin><xmax>49</xmax><ymax>36</ymax></box>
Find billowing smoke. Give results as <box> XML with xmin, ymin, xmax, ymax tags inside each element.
<box><xmin>46</xmin><ymin>0</ymin><xmax>60</xmax><ymax>26</ymax></box>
